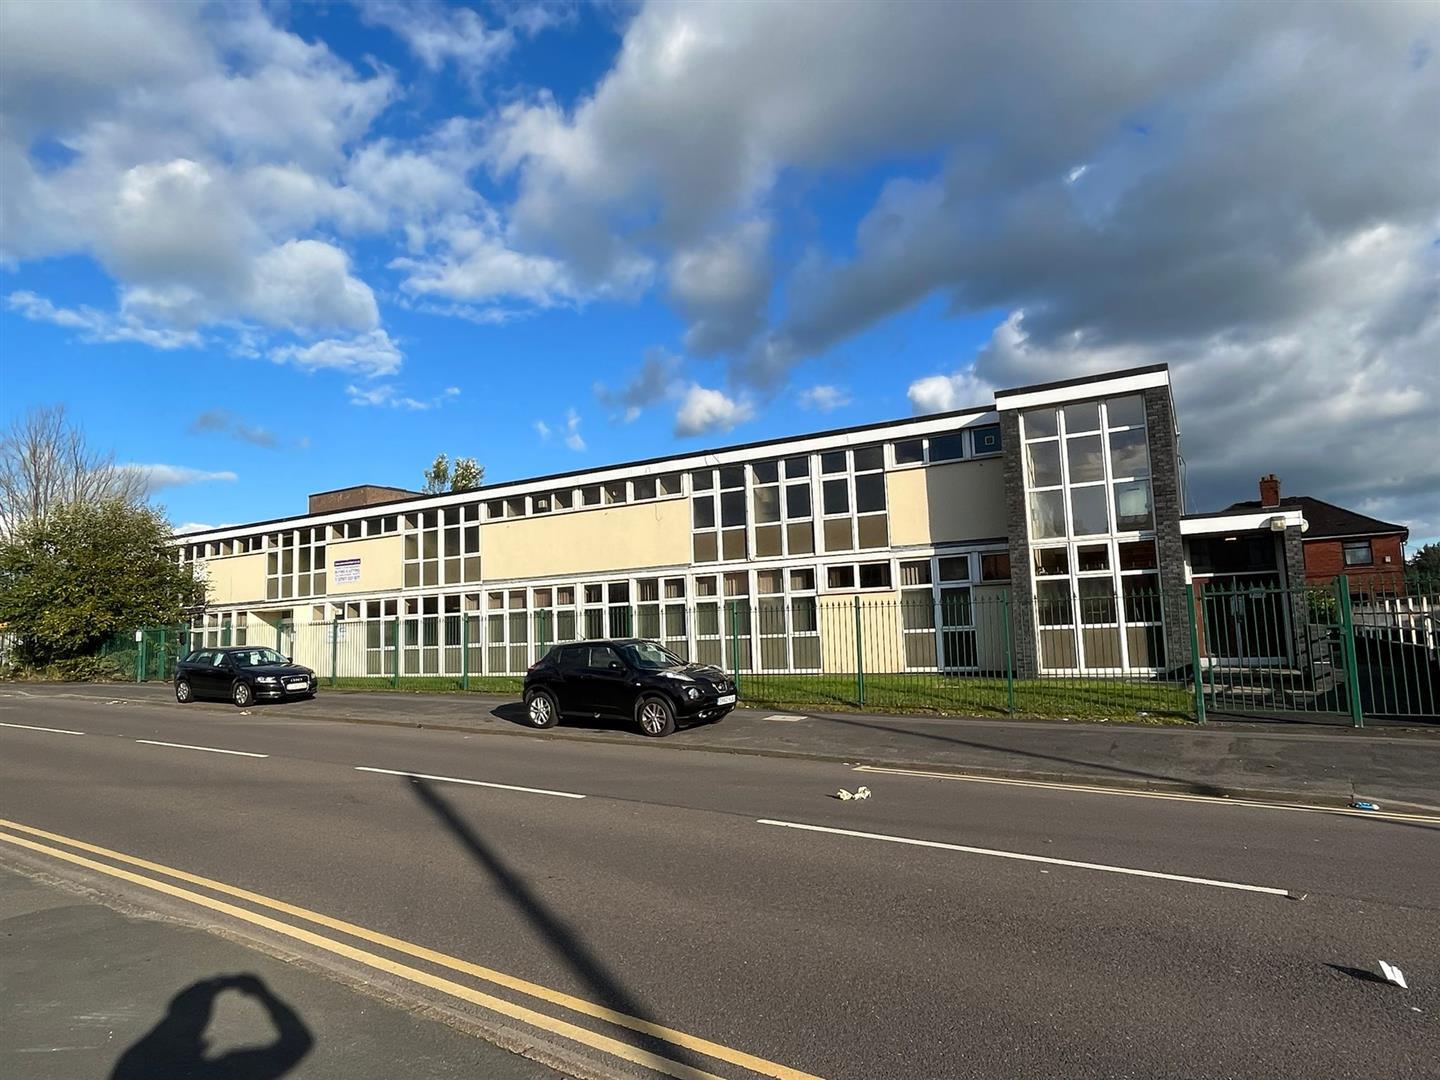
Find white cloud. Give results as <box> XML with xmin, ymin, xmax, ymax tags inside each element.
<box><xmin>668</xmin><ymin>220</ymin><xmax>771</xmax><ymax>355</ymax></box>
<box><xmin>563</xmin><ymin>407</ymin><xmax>585</xmax><ymax>451</ymax></box>
<box><xmin>533</xmin><ymin>419</ymin><xmax>552</xmax><ymax>440</ymax></box>
<box><xmin>273</xmin><ymin>330</ymin><xmax>403</xmax><ymax>378</ymax></box>
<box><xmin>7</xmin><ymin>289</ymin><xmax>201</xmax><ymax>349</ymax></box>
<box><xmin>355</xmin><ymin>0</ymin><xmax>568</xmax><ymax>78</ymax></box>
<box><xmin>674</xmin><ymin>384</ymin><xmax>754</xmax><ymax>438</ymax></box>
<box><xmin>797</xmin><ymin>384</ymin><xmax>851</xmax><ymax>412</ymax></box>
<box><xmin>906</xmin><ymin>367</ymin><xmax>994</xmax><ymax>414</ymax></box>
<box><xmin>173</xmin><ymin>521</ymin><xmax>235</xmax><ymax>535</ymax></box>
<box><xmin>345</xmin><ymin>383</ymin><xmax>460</xmax><ymax>410</ymax></box>
<box><xmin>119</xmin><ymin>463</ymin><xmax>238</xmax><ymax>493</ymax></box>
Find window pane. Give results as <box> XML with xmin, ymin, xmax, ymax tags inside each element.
<box><xmin>693</xmin><ymin>496</ymin><xmax>715</xmax><ymax>529</ymax></box>
<box><xmin>719</xmin><ymin>465</ymin><xmax>744</xmax><ymax>489</ymax></box>
<box><xmin>1070</xmin><ymin>486</ymin><xmax>1110</xmax><ymax>535</ymax></box>
<box><xmin>1123</xmin><ymin>574</ymin><xmax>1162</xmax><ymax>622</ymax></box>
<box><xmin>1109</xmin><ymin>427</ymin><xmax>1149</xmax><ymax>478</ymax></box>
<box><xmin>1126</xmin><ymin>625</ymin><xmax>1165</xmax><ymax>667</ymax></box>
<box><xmin>856</xmin><ymin>514</ymin><xmax>888</xmax><ymax>549</ymax></box>
<box><xmin>1106</xmin><ymin>395</ymin><xmax>1145</xmax><ymax>428</ymax></box>
<box><xmin>1029</xmin><ymin>490</ymin><xmax>1066</xmax><ymax>539</ymax></box>
<box><xmin>755</xmin><ymin>524</ymin><xmax>782</xmax><ymax>557</ymax></box>
<box><xmin>853</xmin><ymin>445</ymin><xmax>883</xmax><ymax>472</ymax></box>
<box><xmin>786</xmin><ymin>482</ymin><xmax>812</xmax><ymax>518</ymax></box>
<box><xmin>1025</xmin><ymin>408</ymin><xmax>1059</xmax><ymax>439</ymax></box>
<box><xmin>790</xmin><ymin>568</ymin><xmax>815</xmax><ymax>591</ymax></box>
<box><xmin>938</xmin><ymin>555</ymin><xmax>969</xmax><ymax>581</ymax></box>
<box><xmin>722</xmin><ymin>529</ymin><xmax>747</xmax><ymax>560</ymax></box>
<box><xmin>854</xmin><ymin>473</ymin><xmax>885</xmax><ymax>513</ymax></box>
<box><xmin>1082</xmin><ymin>627</ymin><xmax>1122</xmax><ymax>668</ymax></box>
<box><xmin>928</xmin><ymin>433</ymin><xmax>964</xmax><ymax>462</ymax></box>
<box><xmin>753</xmin><ymin>485</ymin><xmax>781</xmax><ymax>523</ymax></box>
<box><xmin>940</xmin><ymin>586</ymin><xmax>972</xmax><ymax>627</ymax></box>
<box><xmin>1113</xmin><ymin>481</ymin><xmax>1154</xmax><ymax>531</ymax></box>
<box><xmin>633</xmin><ymin>477</ymin><xmax>657</xmax><ymax>500</ymax></box>
<box><xmin>786</xmin><ymin>521</ymin><xmax>814</xmax><ymax>554</ymax></box>
<box><xmin>783</xmin><ymin>455</ymin><xmax>810</xmax><ymax>478</ymax></box>
<box><xmin>859</xmin><ymin>563</ymin><xmax>891</xmax><ymax>589</ymax></box>
<box><xmin>1076</xmin><ymin>544</ymin><xmax>1109</xmax><ymax>572</ymax></box>
<box><xmin>894</xmin><ymin>439</ymin><xmax>924</xmax><ymax>464</ymax></box>
<box><xmin>900</xmin><ymin>559</ymin><xmax>932</xmax><ymax>586</ymax></box>
<box><xmin>720</xmin><ymin>490</ymin><xmax>746</xmax><ymax>527</ymax></box>
<box><xmin>821</xmin><ymin>451</ymin><xmax>847</xmax><ymax>474</ymax></box>
<box><xmin>691</xmin><ymin>470</ymin><xmax>714</xmax><ymax>491</ymax></box>
<box><xmin>827</xmin><ymin>565</ymin><xmax>856</xmax><ymax>589</ymax></box>
<box><xmin>1063</xmin><ymin>401</ymin><xmax>1101</xmax><ymax>433</ymax></box>
<box><xmin>1034</xmin><ymin>548</ymin><xmax>1069</xmax><ymax>576</ymax></box>
<box><xmin>972</xmin><ymin>425</ymin><xmax>1002</xmax><ymax>455</ymax></box>
<box><xmin>792</xmin><ymin>596</ymin><xmax>818</xmax><ymax>631</ymax></box>
<box><xmin>902</xmin><ymin>590</ymin><xmax>936</xmax><ymax>629</ymax></box>
<box><xmin>981</xmin><ymin>552</ymin><xmax>1011</xmax><ymax>581</ymax></box>
<box><xmin>1027</xmin><ymin>442</ymin><xmax>1062</xmax><ymax>487</ymax></box>
<box><xmin>1066</xmin><ymin>434</ymin><xmax>1105</xmax><ymax>483</ymax></box>
<box><xmin>753</xmin><ymin>460</ymin><xmax>779</xmax><ymax>484</ymax></box>
<box><xmin>1078</xmin><ymin>578</ymin><xmax>1116</xmax><ymax>624</ymax></box>
<box><xmin>693</xmin><ymin>532</ymin><xmax>718</xmax><ymax>563</ymax></box>
<box><xmin>1343</xmin><ymin>542</ymin><xmax>1373</xmax><ymax>566</ymax></box>
<box><xmin>822</xmin><ymin>478</ymin><xmax>850</xmax><ymax>515</ymax></box>
<box><xmin>1118</xmin><ymin>540</ymin><xmax>1158</xmax><ymax>570</ymax></box>
<box><xmin>756</xmin><ymin>569</ymin><xmax>783</xmax><ymax>594</ymax></box>
<box><xmin>1036</xmin><ymin>581</ymin><xmax>1073</xmax><ymax>626</ymax></box>
<box><xmin>823</xmin><ymin>517</ymin><xmax>853</xmax><ymax>552</ymax></box>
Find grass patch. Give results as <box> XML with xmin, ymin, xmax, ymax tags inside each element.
<box><xmin>327</xmin><ymin>675</ymin><xmax>524</xmax><ymax>695</ymax></box>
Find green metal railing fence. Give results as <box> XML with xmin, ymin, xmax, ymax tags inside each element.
<box><xmin>97</xmin><ymin>571</ymin><xmax>1438</xmax><ymax>725</ymax></box>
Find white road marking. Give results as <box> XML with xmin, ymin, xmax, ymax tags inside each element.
<box><xmin>756</xmin><ymin>818</ymin><xmax>1291</xmax><ymax>896</ymax></box>
<box><xmin>851</xmin><ymin>764</ymin><xmax>1440</xmax><ymax>824</ymax></box>
<box><xmin>765</xmin><ymin>715</ymin><xmax>808</xmax><ymax>722</ymax></box>
<box><xmin>353</xmin><ymin>766</ymin><xmax>587</xmax><ymax>799</ymax></box>
<box><xmin>134</xmin><ymin>740</ymin><xmax>268</xmax><ymax>759</ymax></box>
<box><xmin>0</xmin><ymin>721</ymin><xmax>85</xmax><ymax>736</ymax></box>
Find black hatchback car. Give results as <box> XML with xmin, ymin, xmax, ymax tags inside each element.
<box><xmin>522</xmin><ymin>639</ymin><xmax>736</xmax><ymax>737</ymax></box>
<box><xmin>174</xmin><ymin>646</ymin><xmax>317</xmax><ymax>708</ymax></box>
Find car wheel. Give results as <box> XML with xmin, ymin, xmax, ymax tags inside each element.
<box><xmin>175</xmin><ymin>679</ymin><xmax>193</xmax><ymax>704</ymax></box>
<box><xmin>525</xmin><ymin>689</ymin><xmax>560</xmax><ymax>729</ymax></box>
<box><xmin>637</xmin><ymin>695</ymin><xmax>676</xmax><ymax>738</ymax></box>
<box><xmin>232</xmin><ymin>681</ymin><xmax>253</xmax><ymax>708</ymax></box>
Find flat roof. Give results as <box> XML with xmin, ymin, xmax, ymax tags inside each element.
<box><xmin>993</xmin><ymin>363</ymin><xmax>1170</xmax><ymax>401</ymax></box>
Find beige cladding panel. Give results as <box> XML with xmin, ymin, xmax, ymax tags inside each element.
<box><xmin>199</xmin><ymin>553</ymin><xmax>267</xmax><ymax>606</ymax></box>
<box><xmin>817</xmin><ymin>590</ymin><xmax>902</xmax><ymax>673</ymax></box>
<box><xmin>482</xmin><ymin>500</ymin><xmax>692</xmax><ymax>580</ymax></box>
<box><xmin>887</xmin><ymin>459</ymin><xmax>1007</xmax><ymax>546</ymax></box>
<box><xmin>327</xmin><ymin>535</ymin><xmax>404</xmax><ymax>594</ymax></box>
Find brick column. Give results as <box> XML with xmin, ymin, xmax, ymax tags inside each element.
<box><xmin>1143</xmin><ymin>387</ymin><xmax>1192</xmax><ymax>675</ymax></box>
<box><xmin>1282</xmin><ymin>524</ymin><xmax>1311</xmax><ymax>674</ymax></box>
<box><xmin>1000</xmin><ymin>409</ymin><xmax>1039</xmax><ymax>677</ymax></box>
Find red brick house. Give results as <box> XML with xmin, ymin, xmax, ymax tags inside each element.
<box><xmin>1222</xmin><ymin>475</ymin><xmax>1409</xmax><ymax>590</ymax></box>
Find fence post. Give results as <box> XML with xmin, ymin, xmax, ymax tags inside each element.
<box><xmin>461</xmin><ymin>614</ymin><xmax>470</xmax><ymax>692</ymax></box>
<box><xmin>1336</xmin><ymin>575</ymin><xmax>1364</xmax><ymax>728</ymax></box>
<box><xmin>1001</xmin><ymin>591</ymin><xmax>1015</xmax><ymax>714</ymax></box>
<box><xmin>728</xmin><ymin>600</ymin><xmax>741</xmax><ymax>693</ymax></box>
<box><xmin>392</xmin><ymin>617</ymin><xmax>401</xmax><ymax>689</ymax></box>
<box><xmin>330</xmin><ymin>622</ymin><xmax>339</xmax><ymax>688</ymax></box>
<box><xmin>136</xmin><ymin>632</ymin><xmax>146</xmax><ymax>684</ymax></box>
<box><xmin>1185</xmin><ymin>584</ymin><xmax>1206</xmax><ymax>725</ymax></box>
<box><xmin>853</xmin><ymin>596</ymin><xmax>865</xmax><ymax>708</ymax></box>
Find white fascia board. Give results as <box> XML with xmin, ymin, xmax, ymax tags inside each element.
<box><xmin>995</xmin><ymin>369</ymin><xmax>1170</xmax><ymax>411</ymax></box>
<box><xmin>172</xmin><ymin>410</ymin><xmax>999</xmax><ymax>546</ymax></box>
<box><xmin>1180</xmin><ymin>510</ymin><xmax>1305</xmax><ymax>535</ymax></box>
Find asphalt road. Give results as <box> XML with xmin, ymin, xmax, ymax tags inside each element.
<box><xmin>1</xmin><ymin>691</ymin><xmax>1436</xmax><ymax>1079</ymax></box>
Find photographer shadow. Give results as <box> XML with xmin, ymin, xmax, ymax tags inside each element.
<box><xmin>111</xmin><ymin>973</ymin><xmax>313</xmax><ymax>1079</ymax></box>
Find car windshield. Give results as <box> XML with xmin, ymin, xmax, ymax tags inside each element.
<box><xmin>619</xmin><ymin>642</ymin><xmax>684</xmax><ymax>670</ymax></box>
<box><xmin>231</xmin><ymin>649</ymin><xmax>288</xmax><ymax>667</ymax></box>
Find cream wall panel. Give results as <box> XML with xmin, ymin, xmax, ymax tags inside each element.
<box><xmin>199</xmin><ymin>553</ymin><xmax>266</xmax><ymax>606</ymax></box>
<box><xmin>887</xmin><ymin>460</ymin><xmax>1007</xmax><ymax>547</ymax></box>
<box><xmin>328</xmin><ymin>536</ymin><xmax>404</xmax><ymax>594</ymax></box>
<box><xmin>482</xmin><ymin>501</ymin><xmax>692</xmax><ymax>580</ymax></box>
<box><xmin>818</xmin><ymin>590</ymin><xmax>902</xmax><ymax>673</ymax></box>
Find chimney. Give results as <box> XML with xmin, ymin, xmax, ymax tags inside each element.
<box><xmin>1258</xmin><ymin>474</ymin><xmax>1281</xmax><ymax>509</ymax></box>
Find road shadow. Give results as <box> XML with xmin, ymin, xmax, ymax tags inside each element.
<box><xmin>1324</xmin><ymin>963</ymin><xmax>1397</xmax><ymax>986</ymax></box>
<box><xmin>408</xmin><ymin>776</ymin><xmax>708</xmax><ymax>1071</ymax></box>
<box><xmin>489</xmin><ymin>701</ymin><xmax>716</xmax><ymax>738</ymax></box>
<box><xmin>111</xmin><ymin>973</ymin><xmax>313</xmax><ymax>1079</ymax></box>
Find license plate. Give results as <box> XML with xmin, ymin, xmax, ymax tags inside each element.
<box><xmin>716</xmin><ymin>694</ymin><xmax>736</xmax><ymax>706</ymax></box>
<box><xmin>286</xmin><ymin>680</ymin><xmax>308</xmax><ymax>690</ymax></box>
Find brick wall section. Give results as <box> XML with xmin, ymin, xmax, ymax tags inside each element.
<box><xmin>1000</xmin><ymin>409</ymin><xmax>1038</xmax><ymax>677</ymax></box>
<box><xmin>1303</xmin><ymin>535</ymin><xmax>1407</xmax><ymax>588</ymax></box>
<box><xmin>1143</xmin><ymin>387</ymin><xmax>1192</xmax><ymax>673</ymax></box>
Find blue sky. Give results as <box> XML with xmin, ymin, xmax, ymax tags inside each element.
<box><xmin>2</xmin><ymin>1</ymin><xmax>1436</xmax><ymax>542</ymax></box>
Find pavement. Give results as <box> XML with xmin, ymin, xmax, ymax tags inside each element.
<box><xmin>1</xmin><ymin>688</ymin><xmax>1438</xmax><ymax>1078</ymax></box>
<box><xmin>10</xmin><ymin>680</ymin><xmax>1440</xmax><ymax>811</ymax></box>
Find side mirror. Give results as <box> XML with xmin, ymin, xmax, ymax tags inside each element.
<box><xmin>285</xmin><ymin>656</ymin><xmax>293</xmax><ymax>664</ymax></box>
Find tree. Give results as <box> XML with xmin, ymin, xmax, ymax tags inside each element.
<box><xmin>0</xmin><ymin>499</ymin><xmax>206</xmax><ymax>666</ymax></box>
<box><xmin>0</xmin><ymin>405</ymin><xmax>146</xmax><ymax>539</ymax></box>
<box><xmin>421</xmin><ymin>453</ymin><xmax>484</xmax><ymax>494</ymax></box>
<box><xmin>1410</xmin><ymin>542</ymin><xmax>1440</xmax><ymax>579</ymax></box>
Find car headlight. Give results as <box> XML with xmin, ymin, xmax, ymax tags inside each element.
<box><xmin>256</xmin><ymin>676</ymin><xmax>278</xmax><ymax>684</ymax></box>
<box><xmin>685</xmin><ymin>686</ymin><xmax>701</xmax><ymax>700</ymax></box>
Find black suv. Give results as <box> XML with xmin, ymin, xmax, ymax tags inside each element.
<box><xmin>522</xmin><ymin>639</ymin><xmax>736</xmax><ymax>737</ymax></box>
<box><xmin>174</xmin><ymin>646</ymin><xmax>317</xmax><ymax>708</ymax></box>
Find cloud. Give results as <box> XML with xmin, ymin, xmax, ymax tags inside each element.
<box><xmin>674</xmin><ymin>384</ymin><xmax>754</xmax><ymax>438</ymax></box>
<box><xmin>355</xmin><ymin>0</ymin><xmax>569</xmax><ymax>79</ymax></box>
<box><xmin>906</xmin><ymin>367</ymin><xmax>994</xmax><ymax>414</ymax></box>
<box><xmin>345</xmin><ymin>383</ymin><xmax>460</xmax><ymax>410</ymax></box>
<box><xmin>272</xmin><ymin>330</ymin><xmax>403</xmax><ymax>378</ymax></box>
<box><xmin>563</xmin><ymin>407</ymin><xmax>585</xmax><ymax>451</ymax></box>
<box><xmin>7</xmin><ymin>290</ymin><xmax>201</xmax><ymax>349</ymax></box>
<box><xmin>668</xmin><ymin>220</ymin><xmax>771</xmax><ymax>355</ymax></box>
<box><xmin>594</xmin><ymin>347</ymin><xmax>682</xmax><ymax>422</ymax></box>
<box><xmin>797</xmin><ymin>384</ymin><xmax>851</xmax><ymax>412</ymax></box>
<box><xmin>173</xmin><ymin>521</ymin><xmax>235</xmax><ymax>535</ymax></box>
<box><xmin>119</xmin><ymin>463</ymin><xmax>238</xmax><ymax>493</ymax></box>
<box><xmin>533</xmin><ymin>419</ymin><xmax>552</xmax><ymax>440</ymax></box>
<box><xmin>189</xmin><ymin>408</ymin><xmax>277</xmax><ymax>448</ymax></box>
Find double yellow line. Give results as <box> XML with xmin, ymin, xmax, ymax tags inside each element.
<box><xmin>0</xmin><ymin>818</ymin><xmax>821</xmax><ymax>1080</ymax></box>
